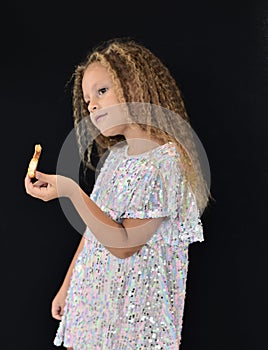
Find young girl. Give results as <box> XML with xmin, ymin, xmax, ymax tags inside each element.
<box><xmin>25</xmin><ymin>38</ymin><xmax>211</xmax><ymax>349</ymax></box>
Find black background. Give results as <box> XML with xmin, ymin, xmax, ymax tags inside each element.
<box><xmin>1</xmin><ymin>0</ymin><xmax>267</xmax><ymax>349</ymax></box>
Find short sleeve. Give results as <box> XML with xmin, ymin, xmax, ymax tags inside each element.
<box><xmin>177</xmin><ymin>179</ymin><xmax>204</xmax><ymax>244</ymax></box>
<box><xmin>120</xmin><ymin>152</ymin><xmax>204</xmax><ymax>245</ymax></box>
<box><xmin>119</xmin><ymin>155</ymin><xmax>180</xmax><ymax>220</ymax></box>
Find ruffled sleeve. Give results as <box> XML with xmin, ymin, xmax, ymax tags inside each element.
<box><xmin>118</xmin><ymin>154</ymin><xmax>180</xmax><ymax>221</ymax></box>
<box><xmin>119</xmin><ymin>153</ymin><xmax>204</xmax><ymax>245</ymax></box>
<box><xmin>176</xmin><ymin>179</ymin><xmax>204</xmax><ymax>244</ymax></box>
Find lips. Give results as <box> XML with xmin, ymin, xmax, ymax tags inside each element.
<box><xmin>94</xmin><ymin>113</ymin><xmax>107</xmax><ymax>124</ymax></box>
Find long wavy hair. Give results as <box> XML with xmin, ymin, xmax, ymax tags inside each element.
<box><xmin>71</xmin><ymin>37</ymin><xmax>212</xmax><ymax>212</ymax></box>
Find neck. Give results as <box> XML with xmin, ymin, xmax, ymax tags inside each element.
<box><xmin>124</xmin><ymin>126</ymin><xmax>164</xmax><ymax>156</ymax></box>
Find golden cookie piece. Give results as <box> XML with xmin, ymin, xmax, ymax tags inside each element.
<box><xmin>28</xmin><ymin>144</ymin><xmax>42</xmax><ymax>178</ymax></box>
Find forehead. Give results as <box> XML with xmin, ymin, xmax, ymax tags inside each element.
<box><xmin>82</xmin><ymin>62</ymin><xmax>110</xmax><ymax>87</ymax></box>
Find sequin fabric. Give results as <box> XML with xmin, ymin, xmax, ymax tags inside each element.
<box><xmin>53</xmin><ymin>142</ymin><xmax>204</xmax><ymax>349</ymax></box>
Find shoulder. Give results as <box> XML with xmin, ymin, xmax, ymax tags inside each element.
<box><xmin>150</xmin><ymin>142</ymin><xmax>181</xmax><ymax>170</ymax></box>
<box><xmin>124</xmin><ymin>142</ymin><xmax>182</xmax><ymax>176</ymax></box>
<box><xmin>97</xmin><ymin>141</ymin><xmax>181</xmax><ymax>179</ymax></box>
<box><xmin>96</xmin><ymin>142</ymin><xmax>127</xmax><ymax>170</ymax></box>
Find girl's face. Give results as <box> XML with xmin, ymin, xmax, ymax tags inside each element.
<box><xmin>82</xmin><ymin>62</ymin><xmax>130</xmax><ymax>137</ymax></box>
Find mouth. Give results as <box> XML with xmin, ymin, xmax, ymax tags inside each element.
<box><xmin>94</xmin><ymin>113</ymin><xmax>108</xmax><ymax>124</ymax></box>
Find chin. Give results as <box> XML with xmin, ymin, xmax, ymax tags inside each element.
<box><xmin>100</xmin><ymin>126</ymin><xmax>125</xmax><ymax>137</ymax></box>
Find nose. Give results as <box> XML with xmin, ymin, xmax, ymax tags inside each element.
<box><xmin>88</xmin><ymin>99</ymin><xmax>99</xmax><ymax>115</ymax></box>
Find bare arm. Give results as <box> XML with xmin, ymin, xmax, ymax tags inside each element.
<box><xmin>51</xmin><ymin>235</ymin><xmax>86</xmax><ymax>320</ymax></box>
<box><xmin>25</xmin><ymin>173</ymin><xmax>164</xmax><ymax>258</ymax></box>
<box><xmin>71</xmin><ymin>187</ymin><xmax>164</xmax><ymax>250</ymax></box>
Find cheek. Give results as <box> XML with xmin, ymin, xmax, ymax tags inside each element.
<box><xmin>98</xmin><ymin>114</ymin><xmax>128</xmax><ymax>136</ymax></box>
<box><xmin>95</xmin><ymin>103</ymin><xmax>130</xmax><ymax>134</ymax></box>
<box><xmin>107</xmin><ymin>93</ymin><xmax>120</xmax><ymax>105</ymax></box>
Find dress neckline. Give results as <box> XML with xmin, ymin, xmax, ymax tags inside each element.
<box><xmin>124</xmin><ymin>142</ymin><xmax>174</xmax><ymax>158</ymax></box>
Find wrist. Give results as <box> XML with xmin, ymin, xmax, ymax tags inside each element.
<box><xmin>57</xmin><ymin>175</ymin><xmax>78</xmax><ymax>199</ymax></box>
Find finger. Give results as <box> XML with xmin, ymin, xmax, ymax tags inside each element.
<box><xmin>35</xmin><ymin>171</ymin><xmax>52</xmax><ymax>183</ymax></box>
<box><xmin>24</xmin><ymin>172</ymin><xmax>31</xmax><ymax>184</ymax></box>
<box><xmin>24</xmin><ymin>173</ymin><xmax>37</xmax><ymax>189</ymax></box>
<box><xmin>33</xmin><ymin>180</ymin><xmax>48</xmax><ymax>188</ymax></box>
<box><xmin>52</xmin><ymin>306</ymin><xmax>63</xmax><ymax>320</ymax></box>
<box><xmin>52</xmin><ymin>312</ymin><xmax>62</xmax><ymax>320</ymax></box>
<box><xmin>25</xmin><ymin>179</ymin><xmax>50</xmax><ymax>199</ymax></box>
<box><xmin>24</xmin><ymin>174</ymin><xmax>34</xmax><ymax>192</ymax></box>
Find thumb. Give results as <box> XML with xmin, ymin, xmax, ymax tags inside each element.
<box><xmin>35</xmin><ymin>171</ymin><xmax>51</xmax><ymax>182</ymax></box>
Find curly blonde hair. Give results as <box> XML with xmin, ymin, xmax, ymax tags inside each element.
<box><xmin>71</xmin><ymin>37</ymin><xmax>212</xmax><ymax>212</ymax></box>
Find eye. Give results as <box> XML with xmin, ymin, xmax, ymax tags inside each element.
<box><xmin>98</xmin><ymin>87</ymin><xmax>108</xmax><ymax>96</ymax></box>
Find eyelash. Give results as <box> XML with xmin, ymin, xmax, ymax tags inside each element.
<box><xmin>98</xmin><ymin>87</ymin><xmax>108</xmax><ymax>95</ymax></box>
<box><xmin>85</xmin><ymin>87</ymin><xmax>108</xmax><ymax>106</ymax></box>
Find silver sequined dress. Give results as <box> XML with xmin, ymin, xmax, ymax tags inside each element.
<box><xmin>53</xmin><ymin>142</ymin><xmax>204</xmax><ymax>349</ymax></box>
